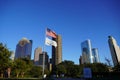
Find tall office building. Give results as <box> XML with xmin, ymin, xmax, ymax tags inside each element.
<box><xmin>79</xmin><ymin>56</ymin><xmax>83</xmax><ymax>65</ymax></box>
<box><xmin>39</xmin><ymin>52</ymin><xmax>49</xmax><ymax>69</ymax></box>
<box><xmin>15</xmin><ymin>38</ymin><xmax>32</xmax><ymax>59</ymax></box>
<box><xmin>49</xmin><ymin>58</ymin><xmax>52</xmax><ymax>71</ymax></box>
<box><xmin>81</xmin><ymin>39</ymin><xmax>93</xmax><ymax>64</ymax></box>
<box><xmin>92</xmin><ymin>48</ymin><xmax>100</xmax><ymax>63</ymax></box>
<box><xmin>10</xmin><ymin>51</ymin><xmax>15</xmax><ymax>61</ymax></box>
<box><xmin>52</xmin><ymin>35</ymin><xmax>62</xmax><ymax>68</ymax></box>
<box><xmin>34</xmin><ymin>47</ymin><xmax>42</xmax><ymax>65</ymax></box>
<box><xmin>108</xmin><ymin>36</ymin><xmax>120</xmax><ymax>66</ymax></box>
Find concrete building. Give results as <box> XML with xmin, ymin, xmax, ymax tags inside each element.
<box><xmin>34</xmin><ymin>47</ymin><xmax>42</xmax><ymax>65</ymax></box>
<box><xmin>52</xmin><ymin>35</ymin><xmax>62</xmax><ymax>68</ymax></box>
<box><xmin>15</xmin><ymin>38</ymin><xmax>32</xmax><ymax>59</ymax></box>
<box><xmin>108</xmin><ymin>36</ymin><xmax>120</xmax><ymax>66</ymax></box>
<box><xmin>39</xmin><ymin>52</ymin><xmax>49</xmax><ymax>69</ymax></box>
<box><xmin>48</xmin><ymin>58</ymin><xmax>52</xmax><ymax>71</ymax></box>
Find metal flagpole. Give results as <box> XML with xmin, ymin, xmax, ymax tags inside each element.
<box><xmin>42</xmin><ymin>28</ymin><xmax>46</xmax><ymax>78</ymax></box>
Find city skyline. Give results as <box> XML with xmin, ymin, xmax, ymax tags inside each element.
<box><xmin>0</xmin><ymin>0</ymin><xmax>120</xmax><ymax>64</ymax></box>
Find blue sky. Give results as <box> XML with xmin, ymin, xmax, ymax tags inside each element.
<box><xmin>0</xmin><ymin>0</ymin><xmax>120</xmax><ymax>65</ymax></box>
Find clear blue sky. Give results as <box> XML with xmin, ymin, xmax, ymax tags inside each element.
<box><xmin>0</xmin><ymin>0</ymin><xmax>120</xmax><ymax>65</ymax></box>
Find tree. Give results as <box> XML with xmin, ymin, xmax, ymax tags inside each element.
<box><xmin>28</xmin><ymin>66</ymin><xmax>42</xmax><ymax>78</ymax></box>
<box><xmin>21</xmin><ymin>58</ymin><xmax>33</xmax><ymax>77</ymax></box>
<box><xmin>70</xmin><ymin>65</ymin><xmax>81</xmax><ymax>77</ymax></box>
<box><xmin>56</xmin><ymin>64</ymin><xmax>66</xmax><ymax>76</ymax></box>
<box><xmin>113</xmin><ymin>63</ymin><xmax>120</xmax><ymax>72</ymax></box>
<box><xmin>44</xmin><ymin>68</ymin><xmax>50</xmax><ymax>77</ymax></box>
<box><xmin>56</xmin><ymin>60</ymin><xmax>76</xmax><ymax>77</ymax></box>
<box><xmin>12</xmin><ymin>58</ymin><xmax>26</xmax><ymax>78</ymax></box>
<box><xmin>12</xmin><ymin>58</ymin><xmax>33</xmax><ymax>78</ymax></box>
<box><xmin>0</xmin><ymin>43</ymin><xmax>12</xmax><ymax>78</ymax></box>
<box><xmin>83</xmin><ymin>63</ymin><xmax>109</xmax><ymax>72</ymax></box>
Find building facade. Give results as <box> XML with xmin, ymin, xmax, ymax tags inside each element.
<box><xmin>81</xmin><ymin>39</ymin><xmax>93</xmax><ymax>64</ymax></box>
<box><xmin>34</xmin><ymin>47</ymin><xmax>42</xmax><ymax>65</ymax></box>
<box><xmin>10</xmin><ymin>51</ymin><xmax>15</xmax><ymax>60</ymax></box>
<box><xmin>52</xmin><ymin>35</ymin><xmax>62</xmax><ymax>68</ymax></box>
<box><xmin>79</xmin><ymin>56</ymin><xmax>83</xmax><ymax>65</ymax></box>
<box><xmin>108</xmin><ymin>36</ymin><xmax>120</xmax><ymax>66</ymax></box>
<box><xmin>39</xmin><ymin>52</ymin><xmax>49</xmax><ymax>69</ymax></box>
<box><xmin>92</xmin><ymin>48</ymin><xmax>100</xmax><ymax>63</ymax></box>
<box><xmin>15</xmin><ymin>38</ymin><xmax>32</xmax><ymax>59</ymax></box>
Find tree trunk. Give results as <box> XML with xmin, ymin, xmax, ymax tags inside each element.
<box><xmin>1</xmin><ymin>73</ymin><xmax>3</xmax><ymax>78</ymax></box>
<box><xmin>16</xmin><ymin>73</ymin><xmax>19</xmax><ymax>78</ymax></box>
<box><xmin>7</xmin><ymin>67</ymin><xmax>11</xmax><ymax>78</ymax></box>
<box><xmin>21</xmin><ymin>72</ymin><xmax>24</xmax><ymax>78</ymax></box>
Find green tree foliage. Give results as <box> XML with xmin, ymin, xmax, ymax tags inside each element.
<box><xmin>83</xmin><ymin>63</ymin><xmax>109</xmax><ymax>72</ymax></box>
<box><xmin>28</xmin><ymin>66</ymin><xmax>42</xmax><ymax>78</ymax></box>
<box><xmin>44</xmin><ymin>68</ymin><xmax>50</xmax><ymax>77</ymax></box>
<box><xmin>12</xmin><ymin>58</ymin><xmax>33</xmax><ymax>78</ymax></box>
<box><xmin>21</xmin><ymin>58</ymin><xmax>33</xmax><ymax>77</ymax></box>
<box><xmin>60</xmin><ymin>60</ymin><xmax>75</xmax><ymax>77</ymax></box>
<box><xmin>113</xmin><ymin>63</ymin><xmax>120</xmax><ymax>72</ymax></box>
<box><xmin>54</xmin><ymin>60</ymin><xmax>80</xmax><ymax>77</ymax></box>
<box><xmin>12</xmin><ymin>58</ymin><xmax>26</xmax><ymax>77</ymax></box>
<box><xmin>56</xmin><ymin>64</ymin><xmax>66</xmax><ymax>76</ymax></box>
<box><xmin>52</xmin><ymin>60</ymin><xmax>109</xmax><ymax>78</ymax></box>
<box><xmin>0</xmin><ymin>43</ymin><xmax>12</xmax><ymax>77</ymax></box>
<box><xmin>70</xmin><ymin>65</ymin><xmax>81</xmax><ymax>77</ymax></box>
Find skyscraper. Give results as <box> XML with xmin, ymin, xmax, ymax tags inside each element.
<box><xmin>52</xmin><ymin>34</ymin><xmax>62</xmax><ymax>68</ymax></box>
<box><xmin>39</xmin><ymin>52</ymin><xmax>49</xmax><ymax>69</ymax></box>
<box><xmin>92</xmin><ymin>48</ymin><xmax>100</xmax><ymax>63</ymax></box>
<box><xmin>15</xmin><ymin>38</ymin><xmax>32</xmax><ymax>59</ymax></box>
<box><xmin>34</xmin><ymin>47</ymin><xmax>42</xmax><ymax>65</ymax></box>
<box><xmin>81</xmin><ymin>39</ymin><xmax>93</xmax><ymax>64</ymax></box>
<box><xmin>108</xmin><ymin>36</ymin><xmax>120</xmax><ymax>66</ymax></box>
<box><xmin>10</xmin><ymin>51</ymin><xmax>15</xmax><ymax>61</ymax></box>
<box><xmin>79</xmin><ymin>56</ymin><xmax>83</xmax><ymax>65</ymax></box>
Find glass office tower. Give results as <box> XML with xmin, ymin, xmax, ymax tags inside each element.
<box><xmin>15</xmin><ymin>38</ymin><xmax>32</xmax><ymax>59</ymax></box>
<box><xmin>81</xmin><ymin>39</ymin><xmax>93</xmax><ymax>63</ymax></box>
<box><xmin>92</xmin><ymin>48</ymin><xmax>100</xmax><ymax>63</ymax></box>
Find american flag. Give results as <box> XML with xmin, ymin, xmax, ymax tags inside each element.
<box><xmin>46</xmin><ymin>28</ymin><xmax>57</xmax><ymax>38</ymax></box>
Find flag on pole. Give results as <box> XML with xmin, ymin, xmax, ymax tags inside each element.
<box><xmin>46</xmin><ymin>28</ymin><xmax>57</xmax><ymax>38</ymax></box>
<box><xmin>45</xmin><ymin>37</ymin><xmax>57</xmax><ymax>47</ymax></box>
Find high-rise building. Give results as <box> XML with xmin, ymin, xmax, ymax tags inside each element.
<box><xmin>48</xmin><ymin>58</ymin><xmax>52</xmax><ymax>71</ymax></box>
<box><xmin>79</xmin><ymin>56</ymin><xmax>83</xmax><ymax>65</ymax></box>
<box><xmin>10</xmin><ymin>51</ymin><xmax>15</xmax><ymax>60</ymax></box>
<box><xmin>15</xmin><ymin>38</ymin><xmax>32</xmax><ymax>59</ymax></box>
<box><xmin>39</xmin><ymin>52</ymin><xmax>49</xmax><ymax>69</ymax></box>
<box><xmin>108</xmin><ymin>36</ymin><xmax>120</xmax><ymax>66</ymax></box>
<box><xmin>52</xmin><ymin>35</ymin><xmax>62</xmax><ymax>68</ymax></box>
<box><xmin>81</xmin><ymin>39</ymin><xmax>93</xmax><ymax>64</ymax></box>
<box><xmin>92</xmin><ymin>48</ymin><xmax>100</xmax><ymax>63</ymax></box>
<box><xmin>34</xmin><ymin>47</ymin><xmax>42</xmax><ymax>65</ymax></box>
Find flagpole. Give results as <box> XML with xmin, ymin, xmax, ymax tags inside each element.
<box><xmin>42</xmin><ymin>27</ymin><xmax>46</xmax><ymax>78</ymax></box>
<box><xmin>42</xmin><ymin>28</ymin><xmax>57</xmax><ymax>78</ymax></box>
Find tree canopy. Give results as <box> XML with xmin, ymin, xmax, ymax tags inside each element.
<box><xmin>0</xmin><ymin>43</ymin><xmax>12</xmax><ymax>77</ymax></box>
